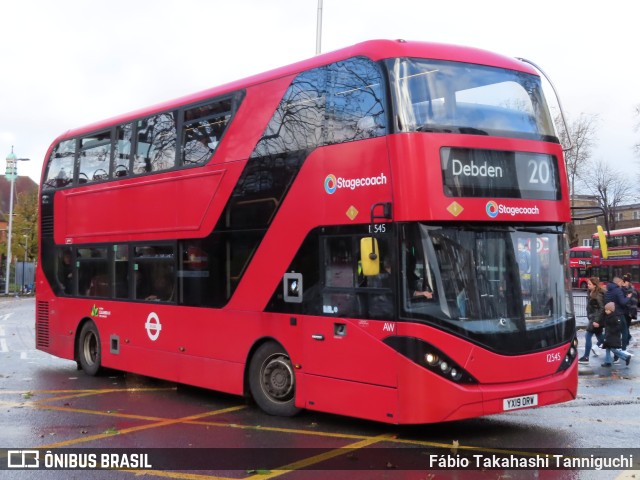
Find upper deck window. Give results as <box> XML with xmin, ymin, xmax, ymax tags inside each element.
<box><xmin>79</xmin><ymin>131</ymin><xmax>111</xmax><ymax>184</ymax></box>
<box><xmin>253</xmin><ymin>56</ymin><xmax>386</xmax><ymax>157</ymax></box>
<box><xmin>134</xmin><ymin>113</ymin><xmax>177</xmax><ymax>174</ymax></box>
<box><xmin>389</xmin><ymin>58</ymin><xmax>557</xmax><ymax>142</ymax></box>
<box><xmin>182</xmin><ymin>99</ymin><xmax>232</xmax><ymax>165</ymax></box>
<box><xmin>43</xmin><ymin>140</ymin><xmax>75</xmax><ymax>189</ymax></box>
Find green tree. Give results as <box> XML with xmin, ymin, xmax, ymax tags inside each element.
<box><xmin>11</xmin><ymin>189</ymin><xmax>38</xmax><ymax>263</ymax></box>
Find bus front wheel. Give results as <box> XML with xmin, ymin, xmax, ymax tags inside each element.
<box><xmin>249</xmin><ymin>342</ymin><xmax>300</xmax><ymax>417</ymax></box>
<box><xmin>77</xmin><ymin>321</ymin><xmax>102</xmax><ymax>376</ymax></box>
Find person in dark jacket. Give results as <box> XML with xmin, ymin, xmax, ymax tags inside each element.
<box><xmin>579</xmin><ymin>277</ymin><xmax>605</xmax><ymax>363</ymax></box>
<box><xmin>622</xmin><ymin>274</ymin><xmax>638</xmax><ymax>343</ymax></box>
<box><xmin>604</xmin><ymin>277</ymin><xmax>631</xmax><ymax>350</ymax></box>
<box><xmin>601</xmin><ymin>302</ymin><xmax>632</xmax><ymax>367</ymax></box>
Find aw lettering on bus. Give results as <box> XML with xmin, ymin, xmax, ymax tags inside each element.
<box><xmin>36</xmin><ymin>39</ymin><xmax>576</xmax><ymax>425</ymax></box>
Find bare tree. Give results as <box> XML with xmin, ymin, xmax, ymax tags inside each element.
<box><xmin>578</xmin><ymin>158</ymin><xmax>634</xmax><ymax>230</ymax></box>
<box><xmin>555</xmin><ymin>113</ymin><xmax>599</xmax><ymax>246</ymax></box>
<box><xmin>555</xmin><ymin>112</ymin><xmax>599</xmax><ymax>203</ymax></box>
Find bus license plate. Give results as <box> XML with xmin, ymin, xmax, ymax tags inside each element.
<box><xmin>503</xmin><ymin>394</ymin><xmax>538</xmax><ymax>411</ymax></box>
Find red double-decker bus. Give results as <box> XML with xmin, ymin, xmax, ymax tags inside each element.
<box><xmin>36</xmin><ymin>39</ymin><xmax>577</xmax><ymax>424</ymax></box>
<box><xmin>591</xmin><ymin>227</ymin><xmax>640</xmax><ymax>289</ymax></box>
<box><xmin>569</xmin><ymin>246</ymin><xmax>592</xmax><ymax>289</ymax></box>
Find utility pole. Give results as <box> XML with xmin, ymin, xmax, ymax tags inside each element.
<box><xmin>316</xmin><ymin>0</ymin><xmax>323</xmax><ymax>55</ymax></box>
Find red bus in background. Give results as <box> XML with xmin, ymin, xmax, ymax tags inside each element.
<box><xmin>36</xmin><ymin>39</ymin><xmax>577</xmax><ymax>424</ymax></box>
<box><xmin>591</xmin><ymin>227</ymin><xmax>640</xmax><ymax>290</ymax></box>
<box><xmin>569</xmin><ymin>246</ymin><xmax>592</xmax><ymax>289</ymax></box>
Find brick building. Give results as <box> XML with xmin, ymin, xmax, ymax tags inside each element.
<box><xmin>571</xmin><ymin>194</ymin><xmax>640</xmax><ymax>247</ymax></box>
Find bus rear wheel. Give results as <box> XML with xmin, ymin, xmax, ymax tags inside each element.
<box><xmin>77</xmin><ymin>321</ymin><xmax>102</xmax><ymax>376</ymax></box>
<box><xmin>249</xmin><ymin>342</ymin><xmax>300</xmax><ymax>417</ymax></box>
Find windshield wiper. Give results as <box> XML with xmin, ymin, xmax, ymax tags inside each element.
<box><xmin>458</xmin><ymin>127</ymin><xmax>489</xmax><ymax>135</ymax></box>
<box><xmin>415</xmin><ymin>125</ymin><xmax>489</xmax><ymax>136</ymax></box>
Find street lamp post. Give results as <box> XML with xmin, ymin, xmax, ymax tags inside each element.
<box><xmin>22</xmin><ymin>234</ymin><xmax>28</xmax><ymax>293</ymax></box>
<box><xmin>4</xmin><ymin>147</ymin><xmax>30</xmax><ymax>294</ymax></box>
<box><xmin>316</xmin><ymin>0</ymin><xmax>323</xmax><ymax>55</ymax></box>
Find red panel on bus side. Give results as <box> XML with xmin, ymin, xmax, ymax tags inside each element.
<box><xmin>303</xmin><ymin>375</ymin><xmax>398</xmax><ymax>423</ymax></box>
<box><xmin>300</xmin><ymin>316</ymin><xmax>399</xmax><ymax>388</ymax></box>
<box><xmin>56</xmin><ymin>170</ymin><xmax>225</xmax><ymax>243</ymax></box>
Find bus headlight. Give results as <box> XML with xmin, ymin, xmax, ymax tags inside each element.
<box><xmin>385</xmin><ymin>336</ymin><xmax>477</xmax><ymax>385</ymax></box>
<box><xmin>425</xmin><ymin>353</ymin><xmax>439</xmax><ymax>365</ymax></box>
<box><xmin>556</xmin><ymin>335</ymin><xmax>579</xmax><ymax>373</ymax></box>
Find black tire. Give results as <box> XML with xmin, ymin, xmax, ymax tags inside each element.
<box><xmin>77</xmin><ymin>321</ymin><xmax>102</xmax><ymax>376</ymax></box>
<box><xmin>580</xmin><ymin>281</ymin><xmax>588</xmax><ymax>290</ymax></box>
<box><xmin>248</xmin><ymin>342</ymin><xmax>300</xmax><ymax>417</ymax></box>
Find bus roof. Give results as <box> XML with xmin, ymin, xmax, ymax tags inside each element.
<box><xmin>54</xmin><ymin>39</ymin><xmax>538</xmax><ymax>142</ymax></box>
<box><xmin>591</xmin><ymin>226</ymin><xmax>640</xmax><ymax>237</ymax></box>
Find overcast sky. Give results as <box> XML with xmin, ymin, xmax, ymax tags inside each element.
<box><xmin>1</xmin><ymin>0</ymin><xmax>638</xmax><ymax>185</ymax></box>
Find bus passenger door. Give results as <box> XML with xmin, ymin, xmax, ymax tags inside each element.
<box><xmin>300</xmin><ymin>235</ymin><xmax>397</xmax><ymax>388</ymax></box>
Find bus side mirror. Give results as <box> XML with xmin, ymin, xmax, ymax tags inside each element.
<box><xmin>360</xmin><ymin>237</ymin><xmax>380</xmax><ymax>276</ymax></box>
<box><xmin>597</xmin><ymin>225</ymin><xmax>608</xmax><ymax>259</ymax></box>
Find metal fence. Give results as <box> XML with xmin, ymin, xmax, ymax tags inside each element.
<box><xmin>573</xmin><ymin>290</ymin><xmax>588</xmax><ymax>323</ymax></box>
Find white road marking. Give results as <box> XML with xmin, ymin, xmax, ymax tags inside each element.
<box><xmin>0</xmin><ymin>338</ymin><xmax>8</xmax><ymax>353</ymax></box>
<box><xmin>0</xmin><ymin>326</ymin><xmax>5</xmax><ymax>336</ymax></box>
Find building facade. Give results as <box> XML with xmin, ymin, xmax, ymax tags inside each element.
<box><xmin>571</xmin><ymin>195</ymin><xmax>640</xmax><ymax>247</ymax></box>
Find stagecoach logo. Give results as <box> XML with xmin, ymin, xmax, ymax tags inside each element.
<box><xmin>324</xmin><ymin>174</ymin><xmax>338</xmax><ymax>194</ymax></box>
<box><xmin>324</xmin><ymin>173</ymin><xmax>387</xmax><ymax>194</ymax></box>
<box><xmin>145</xmin><ymin>312</ymin><xmax>162</xmax><ymax>341</ymax></box>
<box><xmin>486</xmin><ymin>201</ymin><xmax>499</xmax><ymax>218</ymax></box>
<box><xmin>486</xmin><ymin>201</ymin><xmax>540</xmax><ymax>218</ymax></box>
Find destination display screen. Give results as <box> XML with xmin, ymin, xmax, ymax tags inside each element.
<box><xmin>441</xmin><ymin>147</ymin><xmax>560</xmax><ymax>200</ymax></box>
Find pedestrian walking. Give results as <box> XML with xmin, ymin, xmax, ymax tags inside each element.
<box><xmin>601</xmin><ymin>302</ymin><xmax>632</xmax><ymax>367</ymax></box>
<box><xmin>579</xmin><ymin>277</ymin><xmax>605</xmax><ymax>364</ymax></box>
<box><xmin>622</xmin><ymin>273</ymin><xmax>638</xmax><ymax>344</ymax></box>
<box><xmin>604</xmin><ymin>277</ymin><xmax>631</xmax><ymax>350</ymax></box>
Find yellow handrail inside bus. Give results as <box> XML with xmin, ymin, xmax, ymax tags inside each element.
<box><xmin>360</xmin><ymin>237</ymin><xmax>380</xmax><ymax>276</ymax></box>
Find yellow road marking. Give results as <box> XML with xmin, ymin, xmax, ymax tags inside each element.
<box><xmin>131</xmin><ymin>471</ymin><xmax>234</xmax><ymax>480</ymax></box>
<box><xmin>40</xmin><ymin>405</ymin><xmax>247</xmax><ymax>449</ymax></box>
<box><xmin>245</xmin><ymin>434</ymin><xmax>393</xmax><ymax>480</ymax></box>
<box><xmin>5</xmin><ymin>386</ymin><xmax>638</xmax><ymax>479</ymax></box>
<box><xmin>0</xmin><ymin>387</ymin><xmax>176</xmax><ymax>396</ymax></box>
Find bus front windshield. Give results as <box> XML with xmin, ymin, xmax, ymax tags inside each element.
<box><xmin>401</xmin><ymin>224</ymin><xmax>574</xmax><ymax>354</ymax></box>
<box><xmin>388</xmin><ymin>58</ymin><xmax>557</xmax><ymax>142</ymax></box>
